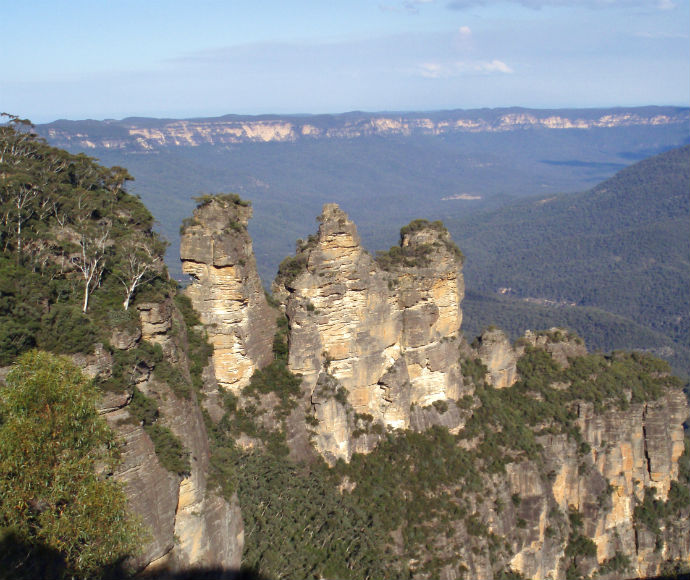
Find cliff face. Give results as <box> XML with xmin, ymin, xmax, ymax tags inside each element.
<box><xmin>503</xmin><ymin>387</ymin><xmax>688</xmax><ymax>580</ymax></box>
<box><xmin>54</xmin><ymin>277</ymin><xmax>248</xmax><ymax>576</ymax></box>
<box><xmin>273</xmin><ymin>204</ymin><xmax>468</xmax><ymax>463</ymax></box>
<box><xmin>40</xmin><ymin>108</ymin><xmax>690</xmax><ymax>151</ymax></box>
<box><xmin>180</xmin><ymin>197</ymin><xmax>276</xmax><ymax>395</ymax></box>
<box><xmin>82</xmin><ymin>297</ymin><xmax>244</xmax><ymax>575</ymax></box>
<box><xmin>172</xmin><ymin>200</ymin><xmax>689</xmax><ymax>579</ymax></box>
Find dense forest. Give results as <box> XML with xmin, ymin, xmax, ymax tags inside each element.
<box><xmin>450</xmin><ymin>146</ymin><xmax>690</xmax><ymax>377</ymax></box>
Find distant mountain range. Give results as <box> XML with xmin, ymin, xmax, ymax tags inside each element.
<box><xmin>41</xmin><ymin>106</ymin><xmax>689</xmax><ymax>150</ymax></box>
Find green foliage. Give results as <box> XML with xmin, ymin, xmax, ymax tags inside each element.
<box><xmin>335</xmin><ymin>426</ymin><xmax>485</xmax><ymax>572</ymax></box>
<box><xmin>563</xmin><ymin>508</ymin><xmax>597</xmax><ymax>578</ymax></box>
<box><xmin>0</xmin><ymin>117</ymin><xmax>168</xmax><ymax>364</ymax></box>
<box><xmin>144</xmin><ymin>423</ymin><xmax>191</xmax><ymax>476</ymax></box>
<box><xmin>376</xmin><ymin>219</ymin><xmax>463</xmax><ymax>271</ymax></box>
<box><xmin>153</xmin><ymin>358</ymin><xmax>191</xmax><ymax>399</ymax></box>
<box><xmin>193</xmin><ymin>192</ymin><xmax>250</xmax><ymax>208</ymax></box>
<box><xmin>173</xmin><ymin>293</ymin><xmax>214</xmax><ymax>394</ymax></box>
<box><xmin>37</xmin><ymin>304</ymin><xmax>97</xmax><ymax>355</ymax></box>
<box><xmin>452</xmin><ymin>146</ymin><xmax>690</xmax><ymax>376</ymax></box>
<box><xmin>127</xmin><ymin>386</ymin><xmax>191</xmax><ymax>476</ymax></box>
<box><xmin>237</xmin><ymin>453</ymin><xmax>391</xmax><ymax>580</ymax></box>
<box><xmin>242</xmin><ymin>360</ymin><xmax>302</xmax><ymax>419</ymax></box>
<box><xmin>598</xmin><ymin>551</ymin><xmax>631</xmax><ymax>575</ymax></box>
<box><xmin>275</xmin><ymin>253</ymin><xmax>309</xmax><ymax>288</ymax></box>
<box><xmin>0</xmin><ymin>351</ymin><xmax>141</xmax><ymax>578</ymax></box>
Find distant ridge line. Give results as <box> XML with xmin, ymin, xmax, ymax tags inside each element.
<box><xmin>37</xmin><ymin>106</ymin><xmax>690</xmax><ymax>151</ymax></box>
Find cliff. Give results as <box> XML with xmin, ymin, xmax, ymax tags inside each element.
<box><xmin>180</xmin><ymin>194</ymin><xmax>276</xmax><ymax>397</ymax></box>
<box><xmin>40</xmin><ymin>107</ymin><xmax>689</xmax><ymax>151</ymax></box>
<box><xmin>103</xmin><ymin>299</ymin><xmax>244</xmax><ymax>574</ymax></box>
<box><xmin>188</xmin><ymin>200</ymin><xmax>689</xmax><ymax>579</ymax></box>
<box><xmin>271</xmin><ymin>204</ymin><xmax>468</xmax><ymax>463</ymax></box>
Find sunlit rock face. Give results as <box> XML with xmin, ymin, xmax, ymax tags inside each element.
<box><xmin>475</xmin><ymin>328</ymin><xmax>518</xmax><ymax>389</ymax></box>
<box><xmin>180</xmin><ymin>198</ymin><xmax>276</xmax><ymax>393</ymax></box>
<box><xmin>274</xmin><ymin>204</ymin><xmax>468</xmax><ymax>462</ymax></box>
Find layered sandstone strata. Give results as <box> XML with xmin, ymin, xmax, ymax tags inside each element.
<box><xmin>274</xmin><ymin>204</ymin><xmax>468</xmax><ymax>462</ymax></box>
<box><xmin>180</xmin><ymin>196</ymin><xmax>276</xmax><ymax>393</ymax></box>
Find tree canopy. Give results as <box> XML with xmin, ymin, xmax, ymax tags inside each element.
<box><xmin>0</xmin><ymin>350</ymin><xmax>142</xmax><ymax>578</ymax></box>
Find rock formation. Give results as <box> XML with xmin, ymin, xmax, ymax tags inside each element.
<box><xmin>100</xmin><ymin>298</ymin><xmax>243</xmax><ymax>574</ymax></box>
<box><xmin>180</xmin><ymin>195</ymin><xmax>276</xmax><ymax>394</ymax></box>
<box><xmin>272</xmin><ymin>204</ymin><xmax>468</xmax><ymax>462</ymax></box>
<box><xmin>174</xmin><ymin>199</ymin><xmax>689</xmax><ymax>579</ymax></box>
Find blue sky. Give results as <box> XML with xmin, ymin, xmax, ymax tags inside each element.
<box><xmin>2</xmin><ymin>0</ymin><xmax>688</xmax><ymax>122</ymax></box>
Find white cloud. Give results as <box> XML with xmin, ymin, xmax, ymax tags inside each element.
<box><xmin>458</xmin><ymin>25</ymin><xmax>473</xmax><ymax>38</ymax></box>
<box><xmin>417</xmin><ymin>59</ymin><xmax>514</xmax><ymax>77</ymax></box>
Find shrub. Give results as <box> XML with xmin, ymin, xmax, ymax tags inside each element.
<box><xmin>0</xmin><ymin>351</ymin><xmax>141</xmax><ymax>577</ymax></box>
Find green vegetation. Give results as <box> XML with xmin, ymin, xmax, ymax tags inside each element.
<box><xmin>128</xmin><ymin>387</ymin><xmax>191</xmax><ymax>476</ymax></box>
<box><xmin>564</xmin><ymin>509</ymin><xmax>597</xmax><ymax>579</ymax></box>
<box><xmin>0</xmin><ymin>115</ymin><xmax>169</xmax><ymax>365</ymax></box>
<box><xmin>0</xmin><ymin>351</ymin><xmax>142</xmax><ymax>578</ymax></box>
<box><xmin>236</xmin><ymin>453</ymin><xmax>391</xmax><ymax>580</ymax></box>
<box><xmin>376</xmin><ymin>219</ymin><xmax>463</xmax><ymax>271</ymax></box>
<box><xmin>451</xmin><ymin>146</ymin><xmax>690</xmax><ymax>376</ymax></box>
<box><xmin>274</xmin><ymin>234</ymin><xmax>318</xmax><ymax>288</ymax></box>
<box><xmin>634</xmin><ymin>435</ymin><xmax>690</xmax><ymax>541</ymax></box>
<box><xmin>193</xmin><ymin>192</ymin><xmax>251</xmax><ymax>208</ymax></box>
<box><xmin>174</xmin><ymin>294</ymin><xmax>214</xmax><ymax>393</ymax></box>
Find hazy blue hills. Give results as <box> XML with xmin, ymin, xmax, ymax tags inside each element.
<box><xmin>450</xmin><ymin>145</ymin><xmax>690</xmax><ymax>376</ymax></box>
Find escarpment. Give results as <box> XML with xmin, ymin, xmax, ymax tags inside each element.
<box><xmin>182</xmin><ymin>200</ymin><xmax>688</xmax><ymax>579</ymax></box>
<box><xmin>95</xmin><ymin>297</ymin><xmax>244</xmax><ymax>574</ymax></box>
<box><xmin>272</xmin><ymin>204</ymin><xmax>469</xmax><ymax>462</ymax></box>
<box><xmin>180</xmin><ymin>195</ymin><xmax>276</xmax><ymax>394</ymax></box>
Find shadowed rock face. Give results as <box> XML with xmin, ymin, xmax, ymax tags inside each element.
<box><xmin>92</xmin><ymin>298</ymin><xmax>244</xmax><ymax>575</ymax></box>
<box><xmin>273</xmin><ymin>204</ymin><xmax>469</xmax><ymax>463</ymax></box>
<box><xmin>180</xmin><ymin>198</ymin><xmax>276</xmax><ymax>393</ymax></box>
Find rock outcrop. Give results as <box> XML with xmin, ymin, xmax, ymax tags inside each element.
<box><xmin>273</xmin><ymin>204</ymin><xmax>468</xmax><ymax>462</ymax></box>
<box><xmin>475</xmin><ymin>328</ymin><xmax>518</xmax><ymax>389</ymax></box>
<box><xmin>172</xmin><ymin>200</ymin><xmax>689</xmax><ymax>579</ymax></box>
<box><xmin>180</xmin><ymin>196</ymin><xmax>276</xmax><ymax>394</ymax></box>
<box><xmin>97</xmin><ymin>298</ymin><xmax>244</xmax><ymax>575</ymax></box>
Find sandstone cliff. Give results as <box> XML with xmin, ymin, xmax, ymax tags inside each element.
<box><xmin>272</xmin><ymin>204</ymin><xmax>468</xmax><ymax>463</ymax></box>
<box><xmin>180</xmin><ymin>195</ymin><xmax>276</xmax><ymax>395</ymax></box>
<box><xmin>40</xmin><ymin>108</ymin><xmax>690</xmax><ymax>151</ymax></box>
<box><xmin>79</xmin><ymin>297</ymin><xmax>244</xmax><ymax>575</ymax></box>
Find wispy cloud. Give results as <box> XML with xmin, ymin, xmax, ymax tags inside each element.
<box><xmin>380</xmin><ymin>0</ymin><xmax>435</xmax><ymax>13</ymax></box>
<box><xmin>417</xmin><ymin>59</ymin><xmax>514</xmax><ymax>77</ymax></box>
<box><xmin>447</xmin><ymin>0</ymin><xmax>679</xmax><ymax>9</ymax></box>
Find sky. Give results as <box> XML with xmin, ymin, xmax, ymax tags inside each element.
<box><xmin>1</xmin><ymin>0</ymin><xmax>688</xmax><ymax>123</ymax></box>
